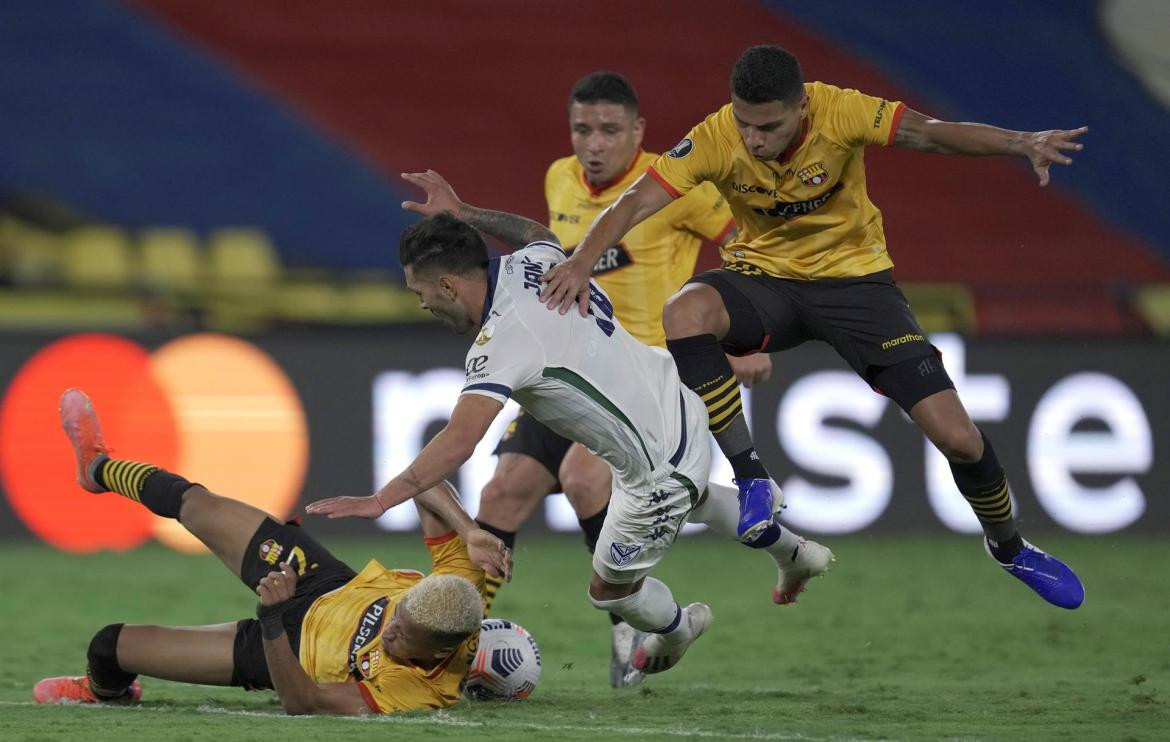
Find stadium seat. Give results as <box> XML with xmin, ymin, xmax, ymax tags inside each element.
<box><xmin>1134</xmin><ymin>284</ymin><xmax>1170</xmax><ymax>336</ymax></box>
<box><xmin>0</xmin><ymin>217</ymin><xmax>65</xmax><ymax>287</ymax></box>
<box><xmin>206</xmin><ymin>227</ymin><xmax>282</xmax><ymax>291</ymax></box>
<box><xmin>900</xmin><ymin>282</ymin><xmax>976</xmax><ymax>333</ymax></box>
<box><xmin>274</xmin><ymin>280</ymin><xmax>344</xmax><ymax>323</ymax></box>
<box><xmin>138</xmin><ymin>227</ymin><xmax>202</xmax><ymax>296</ymax></box>
<box><xmin>342</xmin><ymin>280</ymin><xmax>431</xmax><ymax>324</ymax></box>
<box><xmin>62</xmin><ymin>226</ymin><xmax>134</xmax><ymax>291</ymax></box>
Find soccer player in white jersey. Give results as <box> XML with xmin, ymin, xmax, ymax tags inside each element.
<box><xmin>309</xmin><ymin>171</ymin><xmax>833</xmax><ymax>680</ymax></box>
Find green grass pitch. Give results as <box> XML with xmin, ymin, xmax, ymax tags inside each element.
<box><xmin>1</xmin><ymin>533</ymin><xmax>1167</xmax><ymax>741</ymax></box>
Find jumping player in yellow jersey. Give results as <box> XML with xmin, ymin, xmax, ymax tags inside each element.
<box><xmin>541</xmin><ymin>45</ymin><xmax>1086</xmax><ymax>610</ymax></box>
<box><xmin>462</xmin><ymin>72</ymin><xmax>767</xmax><ymax>687</ymax></box>
<box><xmin>35</xmin><ymin>389</ymin><xmax>511</xmax><ymax>715</ymax></box>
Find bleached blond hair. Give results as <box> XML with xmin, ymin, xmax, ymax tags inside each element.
<box><xmin>401</xmin><ymin>574</ymin><xmax>483</xmax><ymax>644</ymax></box>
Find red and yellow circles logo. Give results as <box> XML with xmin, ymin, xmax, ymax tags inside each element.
<box><xmin>0</xmin><ymin>333</ymin><xmax>308</xmax><ymax>553</ymax></box>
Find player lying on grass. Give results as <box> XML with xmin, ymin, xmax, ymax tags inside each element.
<box><xmin>34</xmin><ymin>389</ymin><xmax>511</xmax><ymax>715</ymax></box>
<box><xmin>307</xmin><ymin>185</ymin><xmax>832</xmax><ymax>681</ymax></box>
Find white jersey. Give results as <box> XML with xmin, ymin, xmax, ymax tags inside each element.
<box><xmin>461</xmin><ymin>241</ymin><xmax>698</xmax><ymax>491</ymax></box>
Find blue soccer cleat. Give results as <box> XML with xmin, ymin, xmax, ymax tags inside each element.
<box><xmin>985</xmin><ymin>538</ymin><xmax>1085</xmax><ymax>609</ymax></box>
<box><xmin>734</xmin><ymin>478</ymin><xmax>774</xmax><ymax>543</ymax></box>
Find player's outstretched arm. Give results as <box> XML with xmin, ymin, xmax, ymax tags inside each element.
<box><xmin>540</xmin><ymin>173</ymin><xmax>673</xmax><ymax>315</ymax></box>
<box><xmin>401</xmin><ymin>169</ymin><xmax>558</xmax><ymax>249</ymax></box>
<box><xmin>415</xmin><ymin>481</ymin><xmax>512</xmax><ymax>581</ymax></box>
<box><xmin>893</xmin><ymin>108</ymin><xmax>1087</xmax><ymax>187</ymax></box>
<box><xmin>256</xmin><ymin>563</ymin><xmax>370</xmax><ymax>715</ymax></box>
<box><xmin>306</xmin><ymin>394</ymin><xmax>504</xmax><ymax>520</ymax></box>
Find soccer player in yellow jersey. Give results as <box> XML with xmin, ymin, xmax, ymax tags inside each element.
<box><xmin>35</xmin><ymin>389</ymin><xmax>511</xmax><ymax>714</ymax></box>
<box><xmin>541</xmin><ymin>46</ymin><xmax>1086</xmax><ymax>610</ymax></box>
<box><xmin>469</xmin><ymin>72</ymin><xmax>766</xmax><ymax>687</ymax></box>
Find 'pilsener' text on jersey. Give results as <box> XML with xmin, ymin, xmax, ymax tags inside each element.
<box><xmin>647</xmin><ymin>82</ymin><xmax>905</xmax><ymax>279</ymax></box>
<box><xmin>462</xmin><ymin>242</ymin><xmax>696</xmax><ymax>490</ymax></box>
<box><xmin>546</xmin><ymin>151</ymin><xmax>733</xmax><ymax>347</ymax></box>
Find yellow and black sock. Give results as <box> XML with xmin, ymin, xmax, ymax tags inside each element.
<box><xmin>667</xmin><ymin>335</ymin><xmax>767</xmax><ymax>481</ymax></box>
<box><xmin>949</xmin><ymin>432</ymin><xmax>1023</xmax><ymax>561</ymax></box>
<box><xmin>475</xmin><ymin>519</ymin><xmax>516</xmax><ymax>614</ymax></box>
<box><xmin>94</xmin><ymin>458</ymin><xmax>192</xmax><ymax>520</ymax></box>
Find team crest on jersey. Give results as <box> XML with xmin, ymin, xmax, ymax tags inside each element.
<box><xmin>258</xmin><ymin>538</ymin><xmax>284</xmax><ymax>565</ymax></box>
<box><xmin>475</xmin><ymin>325</ymin><xmax>494</xmax><ymax>346</ymax></box>
<box><xmin>797</xmin><ymin>162</ymin><xmax>829</xmax><ymax>187</ymax></box>
<box><xmin>356</xmin><ymin>648</ymin><xmax>380</xmax><ymax>679</ymax></box>
<box><xmin>667</xmin><ymin>137</ymin><xmax>693</xmax><ymax>159</ymax></box>
<box><xmin>609</xmin><ymin>541</ymin><xmax>643</xmax><ymax>567</ymax></box>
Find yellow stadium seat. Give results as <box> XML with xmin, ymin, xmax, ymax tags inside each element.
<box><xmin>0</xmin><ymin>217</ymin><xmax>65</xmax><ymax>286</ymax></box>
<box><xmin>900</xmin><ymin>282</ymin><xmax>976</xmax><ymax>334</ymax></box>
<box><xmin>207</xmin><ymin>227</ymin><xmax>281</xmax><ymax>292</ymax></box>
<box><xmin>138</xmin><ymin>227</ymin><xmax>202</xmax><ymax>295</ymax></box>
<box><xmin>62</xmin><ymin>226</ymin><xmax>134</xmax><ymax>291</ymax></box>
<box><xmin>1134</xmin><ymin>284</ymin><xmax>1170</xmax><ymax>336</ymax></box>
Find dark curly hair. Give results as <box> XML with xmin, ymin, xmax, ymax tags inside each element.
<box><xmin>398</xmin><ymin>213</ymin><xmax>488</xmax><ymax>276</ymax></box>
<box><xmin>731</xmin><ymin>45</ymin><xmax>804</xmax><ymax>104</ymax></box>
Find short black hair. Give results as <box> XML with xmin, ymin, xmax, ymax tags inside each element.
<box><xmin>399</xmin><ymin>213</ymin><xmax>488</xmax><ymax>276</ymax></box>
<box><xmin>731</xmin><ymin>45</ymin><xmax>804</xmax><ymax>104</ymax></box>
<box><xmin>568</xmin><ymin>71</ymin><xmax>639</xmax><ymax>114</ymax></box>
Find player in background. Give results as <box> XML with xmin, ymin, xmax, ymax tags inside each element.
<box><xmin>35</xmin><ymin>389</ymin><xmax>511</xmax><ymax>714</ymax></box>
<box><xmin>540</xmin><ymin>45</ymin><xmax>1085</xmax><ymax>609</ymax></box>
<box><xmin>472</xmin><ymin>71</ymin><xmax>767</xmax><ymax>686</ymax></box>
<box><xmin>309</xmin><ymin>195</ymin><xmax>832</xmax><ymax>682</ymax></box>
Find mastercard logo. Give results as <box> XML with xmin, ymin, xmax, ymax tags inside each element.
<box><xmin>0</xmin><ymin>333</ymin><xmax>308</xmax><ymax>553</ymax></box>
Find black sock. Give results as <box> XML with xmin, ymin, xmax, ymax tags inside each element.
<box><xmin>949</xmin><ymin>432</ymin><xmax>1022</xmax><ymax>560</ymax></box>
<box><xmin>578</xmin><ymin>504</ymin><xmax>608</xmax><ymax>555</ymax></box>
<box><xmin>93</xmin><ymin>459</ymin><xmax>192</xmax><ymax>520</ymax></box>
<box><xmin>475</xmin><ymin>519</ymin><xmax>517</xmax><ymax>551</ymax></box>
<box><xmin>728</xmin><ymin>449</ymin><xmax>768</xmax><ymax>482</ymax></box>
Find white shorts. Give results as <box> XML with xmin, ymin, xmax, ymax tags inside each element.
<box><xmin>593</xmin><ymin>393</ymin><xmax>711</xmax><ymax>584</ymax></box>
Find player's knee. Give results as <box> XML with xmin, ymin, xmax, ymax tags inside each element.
<box><xmin>477</xmin><ymin>477</ymin><xmax>536</xmax><ymax>529</ymax></box>
<box><xmin>87</xmin><ymin>623</ymin><xmax>124</xmax><ymax>668</ymax></box>
<box><xmin>587</xmin><ymin>574</ymin><xmax>637</xmax><ymax>606</ymax></box>
<box><xmin>932</xmin><ymin>424</ymin><xmax>984</xmax><ymax>463</ymax></box>
<box><xmin>663</xmin><ymin>286</ymin><xmax>720</xmax><ymax>338</ymax></box>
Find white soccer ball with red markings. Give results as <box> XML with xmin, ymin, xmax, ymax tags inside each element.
<box><xmin>463</xmin><ymin>618</ymin><xmax>541</xmax><ymax>700</ymax></box>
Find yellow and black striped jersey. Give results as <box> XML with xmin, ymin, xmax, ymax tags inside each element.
<box><xmin>647</xmin><ymin>82</ymin><xmax>905</xmax><ymax>280</ymax></box>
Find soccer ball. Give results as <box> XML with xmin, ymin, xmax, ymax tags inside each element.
<box><xmin>463</xmin><ymin>618</ymin><xmax>541</xmax><ymax>700</ymax></box>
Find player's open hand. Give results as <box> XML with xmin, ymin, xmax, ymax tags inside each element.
<box><xmin>727</xmin><ymin>353</ymin><xmax>772</xmax><ymax>387</ymax></box>
<box><xmin>306</xmin><ymin>494</ymin><xmax>386</xmax><ymax>520</ymax></box>
<box><xmin>1022</xmin><ymin>126</ymin><xmax>1087</xmax><ymax>187</ymax></box>
<box><xmin>401</xmin><ymin>169</ymin><xmax>464</xmax><ymax>216</ymax></box>
<box><xmin>257</xmin><ymin>562</ymin><xmax>298</xmax><ymax>607</ymax></box>
<box><xmin>539</xmin><ymin>255</ymin><xmax>592</xmax><ymax>316</ymax></box>
<box><xmin>466</xmin><ymin>528</ymin><xmax>513</xmax><ymax>582</ymax></box>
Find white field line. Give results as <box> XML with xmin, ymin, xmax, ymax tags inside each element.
<box><xmin>0</xmin><ymin>700</ymin><xmax>898</xmax><ymax>741</ymax></box>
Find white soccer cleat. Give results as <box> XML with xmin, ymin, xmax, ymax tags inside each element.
<box><xmin>773</xmin><ymin>539</ymin><xmax>833</xmax><ymax>605</ymax></box>
<box><xmin>632</xmin><ymin>602</ymin><xmax>712</xmax><ymax>675</ymax></box>
<box><xmin>609</xmin><ymin>621</ymin><xmax>645</xmax><ymax>688</ymax></box>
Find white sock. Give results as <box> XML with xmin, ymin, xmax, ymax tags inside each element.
<box><xmin>589</xmin><ymin>577</ymin><xmax>690</xmax><ymax>641</ymax></box>
<box><xmin>693</xmin><ymin>482</ymin><xmax>804</xmax><ymax>567</ymax></box>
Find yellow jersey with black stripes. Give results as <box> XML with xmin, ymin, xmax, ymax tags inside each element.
<box><xmin>297</xmin><ymin>532</ymin><xmax>485</xmax><ymax>713</ymax></box>
<box><xmin>546</xmin><ymin>150</ymin><xmax>733</xmax><ymax>347</ymax></box>
<box><xmin>646</xmin><ymin>82</ymin><xmax>905</xmax><ymax>280</ymax></box>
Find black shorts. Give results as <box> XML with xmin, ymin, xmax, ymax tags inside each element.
<box><xmin>690</xmin><ymin>266</ymin><xmax>937</xmax><ymax>382</ymax></box>
<box><xmin>230</xmin><ymin>517</ymin><xmax>358</xmax><ymax>690</ymax></box>
<box><xmin>492</xmin><ymin>409</ymin><xmax>573</xmax><ymax>482</ymax></box>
